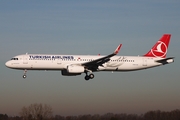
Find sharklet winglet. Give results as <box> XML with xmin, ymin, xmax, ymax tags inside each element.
<box><xmin>114</xmin><ymin>44</ymin><xmax>122</xmax><ymax>54</ymax></box>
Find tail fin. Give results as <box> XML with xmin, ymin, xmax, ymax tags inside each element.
<box><xmin>144</xmin><ymin>34</ymin><xmax>171</xmax><ymax>58</ymax></box>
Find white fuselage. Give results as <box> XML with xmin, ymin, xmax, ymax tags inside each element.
<box><xmin>5</xmin><ymin>34</ymin><xmax>174</xmax><ymax>80</ymax></box>
<box><xmin>5</xmin><ymin>54</ymin><xmax>168</xmax><ymax>71</ymax></box>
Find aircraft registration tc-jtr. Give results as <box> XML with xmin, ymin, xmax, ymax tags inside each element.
<box><xmin>5</xmin><ymin>34</ymin><xmax>174</xmax><ymax>80</ymax></box>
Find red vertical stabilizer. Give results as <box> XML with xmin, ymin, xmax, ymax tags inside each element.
<box><xmin>144</xmin><ymin>34</ymin><xmax>171</xmax><ymax>58</ymax></box>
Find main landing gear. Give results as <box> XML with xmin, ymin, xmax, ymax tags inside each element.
<box><xmin>84</xmin><ymin>71</ymin><xmax>95</xmax><ymax>81</ymax></box>
<box><xmin>23</xmin><ymin>69</ymin><xmax>27</xmax><ymax>79</ymax></box>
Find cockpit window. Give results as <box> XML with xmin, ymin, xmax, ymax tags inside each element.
<box><xmin>11</xmin><ymin>58</ymin><xmax>18</xmax><ymax>60</ymax></box>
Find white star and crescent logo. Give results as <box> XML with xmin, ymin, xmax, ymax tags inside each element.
<box><xmin>151</xmin><ymin>41</ymin><xmax>167</xmax><ymax>57</ymax></box>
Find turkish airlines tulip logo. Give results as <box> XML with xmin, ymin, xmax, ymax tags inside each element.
<box><xmin>151</xmin><ymin>41</ymin><xmax>167</xmax><ymax>57</ymax></box>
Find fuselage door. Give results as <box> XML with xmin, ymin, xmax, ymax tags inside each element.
<box><xmin>143</xmin><ymin>58</ymin><xmax>147</xmax><ymax>66</ymax></box>
<box><xmin>23</xmin><ymin>55</ymin><xmax>28</xmax><ymax>64</ymax></box>
<box><xmin>57</xmin><ymin>58</ymin><xmax>62</xmax><ymax>65</ymax></box>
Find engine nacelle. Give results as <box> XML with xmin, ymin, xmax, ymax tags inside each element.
<box><xmin>67</xmin><ymin>65</ymin><xmax>85</xmax><ymax>73</ymax></box>
<box><xmin>61</xmin><ymin>69</ymin><xmax>81</xmax><ymax>76</ymax></box>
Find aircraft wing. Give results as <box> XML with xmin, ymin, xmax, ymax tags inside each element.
<box><xmin>81</xmin><ymin>44</ymin><xmax>122</xmax><ymax>71</ymax></box>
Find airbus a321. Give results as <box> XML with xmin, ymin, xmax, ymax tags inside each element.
<box><xmin>5</xmin><ymin>34</ymin><xmax>174</xmax><ymax>80</ymax></box>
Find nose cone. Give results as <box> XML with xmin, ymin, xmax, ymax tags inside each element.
<box><xmin>5</xmin><ymin>61</ymin><xmax>11</xmax><ymax>68</ymax></box>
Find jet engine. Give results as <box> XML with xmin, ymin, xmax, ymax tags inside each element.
<box><xmin>61</xmin><ymin>69</ymin><xmax>81</xmax><ymax>76</ymax></box>
<box><xmin>67</xmin><ymin>65</ymin><xmax>85</xmax><ymax>73</ymax></box>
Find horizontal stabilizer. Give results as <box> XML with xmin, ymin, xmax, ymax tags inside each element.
<box><xmin>155</xmin><ymin>57</ymin><xmax>174</xmax><ymax>65</ymax></box>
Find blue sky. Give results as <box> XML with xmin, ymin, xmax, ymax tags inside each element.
<box><xmin>0</xmin><ymin>0</ymin><xmax>180</xmax><ymax>116</ymax></box>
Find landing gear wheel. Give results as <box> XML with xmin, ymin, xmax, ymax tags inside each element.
<box><xmin>89</xmin><ymin>74</ymin><xmax>94</xmax><ymax>79</ymax></box>
<box><xmin>85</xmin><ymin>75</ymin><xmax>90</xmax><ymax>81</ymax></box>
<box><xmin>23</xmin><ymin>69</ymin><xmax>27</xmax><ymax>79</ymax></box>
<box><xmin>84</xmin><ymin>70</ymin><xmax>94</xmax><ymax>80</ymax></box>
<box><xmin>23</xmin><ymin>75</ymin><xmax>27</xmax><ymax>79</ymax></box>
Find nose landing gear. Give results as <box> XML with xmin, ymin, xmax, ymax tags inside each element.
<box><xmin>23</xmin><ymin>69</ymin><xmax>27</xmax><ymax>79</ymax></box>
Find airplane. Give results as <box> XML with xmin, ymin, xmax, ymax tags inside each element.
<box><xmin>5</xmin><ymin>34</ymin><xmax>174</xmax><ymax>80</ymax></box>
